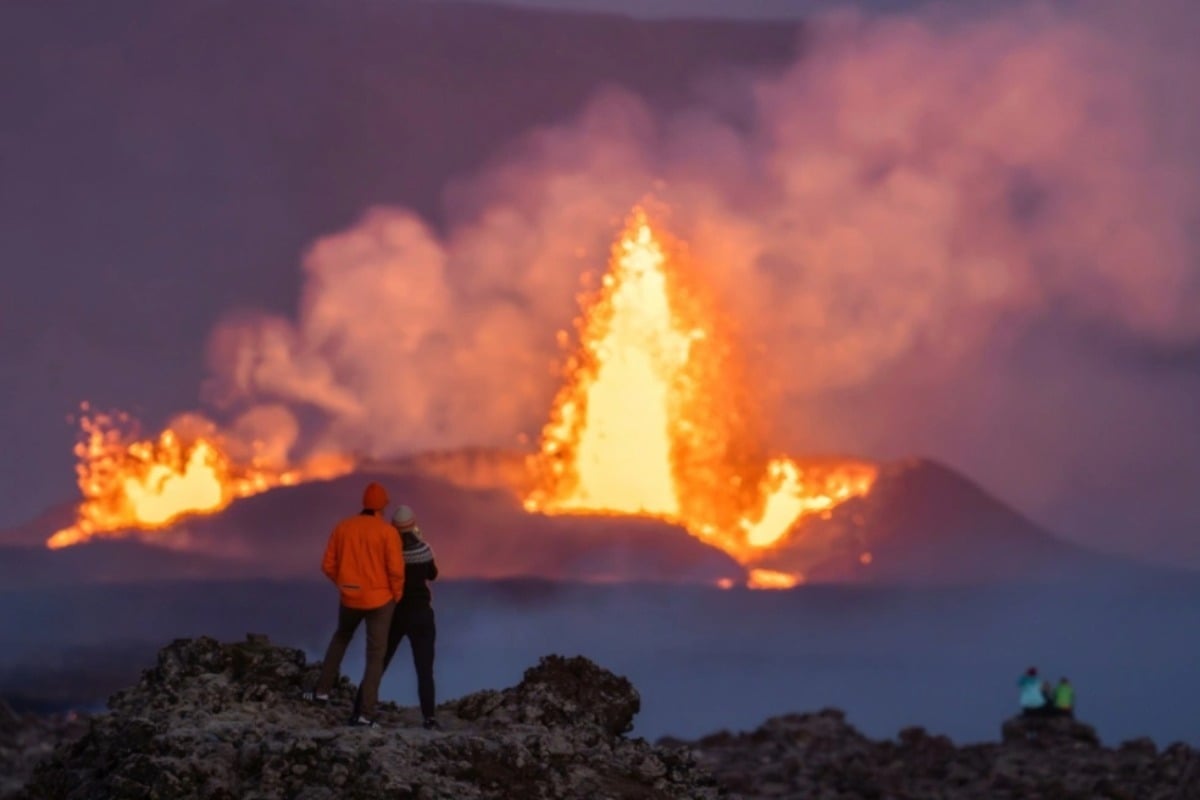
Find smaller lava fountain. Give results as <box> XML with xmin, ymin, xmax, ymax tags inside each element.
<box><xmin>47</xmin><ymin>406</ymin><xmax>353</xmax><ymax>549</ymax></box>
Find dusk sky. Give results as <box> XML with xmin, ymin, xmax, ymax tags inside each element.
<box><xmin>445</xmin><ymin>0</ymin><xmax>1002</xmax><ymax>19</ymax></box>
<box><xmin>2</xmin><ymin>0</ymin><xmax>1198</xmax><ymax>567</ymax></box>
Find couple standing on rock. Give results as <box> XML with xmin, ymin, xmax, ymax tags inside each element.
<box><xmin>304</xmin><ymin>481</ymin><xmax>440</xmax><ymax>729</ymax></box>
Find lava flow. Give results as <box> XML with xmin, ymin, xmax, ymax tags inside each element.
<box><xmin>525</xmin><ymin>209</ymin><xmax>877</xmax><ymax>585</ymax></box>
<box><xmin>47</xmin><ymin>407</ymin><xmax>353</xmax><ymax>549</ymax></box>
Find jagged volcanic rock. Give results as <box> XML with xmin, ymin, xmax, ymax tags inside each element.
<box><xmin>11</xmin><ymin>636</ymin><xmax>1200</xmax><ymax>799</ymax></box>
<box><xmin>17</xmin><ymin>635</ymin><xmax>719</xmax><ymax>800</ymax></box>
<box><xmin>666</xmin><ymin>709</ymin><xmax>1200</xmax><ymax>800</ymax></box>
<box><xmin>454</xmin><ymin>655</ymin><xmax>640</xmax><ymax>738</ymax></box>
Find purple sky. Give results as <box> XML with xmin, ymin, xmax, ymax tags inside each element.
<box><xmin>2</xmin><ymin>0</ymin><xmax>1198</xmax><ymax>568</ymax></box>
<box><xmin>444</xmin><ymin>0</ymin><xmax>1000</xmax><ymax>19</ymax></box>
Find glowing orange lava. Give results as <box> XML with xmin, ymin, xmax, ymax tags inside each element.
<box><xmin>525</xmin><ymin>208</ymin><xmax>877</xmax><ymax>586</ymax></box>
<box><xmin>47</xmin><ymin>407</ymin><xmax>353</xmax><ymax>549</ymax></box>
<box><xmin>747</xmin><ymin>569</ymin><xmax>805</xmax><ymax>590</ymax></box>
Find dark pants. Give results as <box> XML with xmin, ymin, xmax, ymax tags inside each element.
<box><xmin>355</xmin><ymin>605</ymin><xmax>436</xmax><ymax>719</ymax></box>
<box><xmin>315</xmin><ymin>601</ymin><xmax>394</xmax><ymax>718</ymax></box>
<box><xmin>1022</xmin><ymin>704</ymin><xmax>1062</xmax><ymax>719</ymax></box>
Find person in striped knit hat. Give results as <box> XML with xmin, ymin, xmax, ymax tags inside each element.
<box><xmin>353</xmin><ymin>504</ymin><xmax>440</xmax><ymax>729</ymax></box>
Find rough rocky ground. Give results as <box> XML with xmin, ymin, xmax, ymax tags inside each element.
<box><xmin>13</xmin><ymin>635</ymin><xmax>717</xmax><ymax>800</ymax></box>
<box><xmin>7</xmin><ymin>636</ymin><xmax>1200</xmax><ymax>799</ymax></box>
<box><xmin>663</xmin><ymin>708</ymin><xmax>1200</xmax><ymax>800</ymax></box>
<box><xmin>0</xmin><ymin>701</ymin><xmax>86</xmax><ymax>799</ymax></box>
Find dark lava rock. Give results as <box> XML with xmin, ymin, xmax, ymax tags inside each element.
<box><xmin>1000</xmin><ymin>712</ymin><xmax>1101</xmax><ymax>749</ymax></box>
<box><xmin>0</xmin><ymin>700</ymin><xmax>88</xmax><ymax>799</ymax></box>
<box><xmin>11</xmin><ymin>636</ymin><xmax>1200</xmax><ymax>800</ymax></box>
<box><xmin>674</xmin><ymin>710</ymin><xmax>1199</xmax><ymax>800</ymax></box>
<box><xmin>0</xmin><ymin>699</ymin><xmax>20</xmax><ymax>737</ymax></box>
<box><xmin>452</xmin><ymin>654</ymin><xmax>640</xmax><ymax>736</ymax></box>
<box><xmin>16</xmin><ymin>635</ymin><xmax>720</xmax><ymax>800</ymax></box>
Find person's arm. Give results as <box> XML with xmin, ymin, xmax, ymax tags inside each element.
<box><xmin>427</xmin><ymin>558</ymin><xmax>438</xmax><ymax>582</ymax></box>
<box><xmin>321</xmin><ymin>527</ymin><xmax>340</xmax><ymax>582</ymax></box>
<box><xmin>385</xmin><ymin>528</ymin><xmax>406</xmax><ymax>601</ymax></box>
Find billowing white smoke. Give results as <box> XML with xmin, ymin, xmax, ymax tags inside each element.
<box><xmin>204</xmin><ymin>1</ymin><xmax>1199</xmax><ymax>540</ymax></box>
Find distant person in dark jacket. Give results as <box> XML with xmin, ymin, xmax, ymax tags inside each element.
<box><xmin>354</xmin><ymin>504</ymin><xmax>440</xmax><ymax>729</ymax></box>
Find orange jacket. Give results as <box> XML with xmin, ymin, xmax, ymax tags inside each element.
<box><xmin>321</xmin><ymin>512</ymin><xmax>405</xmax><ymax>609</ymax></box>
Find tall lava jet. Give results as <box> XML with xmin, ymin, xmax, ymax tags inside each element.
<box><xmin>524</xmin><ymin>208</ymin><xmax>877</xmax><ymax>587</ymax></box>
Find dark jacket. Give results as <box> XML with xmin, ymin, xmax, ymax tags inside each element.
<box><xmin>399</xmin><ymin>528</ymin><xmax>438</xmax><ymax>612</ymax></box>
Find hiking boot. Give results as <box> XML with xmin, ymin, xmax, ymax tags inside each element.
<box><xmin>349</xmin><ymin>715</ymin><xmax>379</xmax><ymax>728</ymax></box>
<box><xmin>422</xmin><ymin>717</ymin><xmax>440</xmax><ymax>730</ymax></box>
<box><xmin>301</xmin><ymin>690</ymin><xmax>330</xmax><ymax>705</ymax></box>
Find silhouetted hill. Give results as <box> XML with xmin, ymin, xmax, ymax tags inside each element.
<box><xmin>757</xmin><ymin>458</ymin><xmax>1132</xmax><ymax>584</ymax></box>
<box><xmin>0</xmin><ymin>540</ymin><xmax>270</xmax><ymax>590</ymax></box>
<box><xmin>0</xmin><ymin>468</ymin><xmax>744</xmax><ymax>589</ymax></box>
<box><xmin>4</xmin><ymin>454</ymin><xmax>1173</xmax><ymax>589</ymax></box>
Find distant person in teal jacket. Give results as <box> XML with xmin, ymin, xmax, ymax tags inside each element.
<box><xmin>1018</xmin><ymin>667</ymin><xmax>1049</xmax><ymax>716</ymax></box>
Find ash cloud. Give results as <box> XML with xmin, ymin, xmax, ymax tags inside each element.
<box><xmin>204</xmin><ymin>1</ymin><xmax>1200</xmax><ymax>560</ymax></box>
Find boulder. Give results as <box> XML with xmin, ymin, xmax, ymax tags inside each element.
<box><xmin>1000</xmin><ymin>712</ymin><xmax>1100</xmax><ymax>748</ymax></box>
<box><xmin>452</xmin><ymin>654</ymin><xmax>640</xmax><ymax>737</ymax></box>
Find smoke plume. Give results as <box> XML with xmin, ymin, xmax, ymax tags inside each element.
<box><xmin>203</xmin><ymin>1</ymin><xmax>1200</xmax><ymax>553</ymax></box>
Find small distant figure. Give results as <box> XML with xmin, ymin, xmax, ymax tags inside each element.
<box><xmin>306</xmin><ymin>482</ymin><xmax>405</xmax><ymax>728</ymax></box>
<box><xmin>1053</xmin><ymin>677</ymin><xmax>1075</xmax><ymax>718</ymax></box>
<box><xmin>1018</xmin><ymin>667</ymin><xmax>1050</xmax><ymax>717</ymax></box>
<box><xmin>354</xmin><ymin>504</ymin><xmax>440</xmax><ymax>730</ymax></box>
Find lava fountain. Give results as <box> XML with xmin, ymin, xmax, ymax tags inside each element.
<box><xmin>525</xmin><ymin>209</ymin><xmax>877</xmax><ymax>586</ymax></box>
<box><xmin>47</xmin><ymin>406</ymin><xmax>353</xmax><ymax>549</ymax></box>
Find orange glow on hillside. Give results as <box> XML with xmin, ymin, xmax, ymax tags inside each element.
<box><xmin>747</xmin><ymin>569</ymin><xmax>805</xmax><ymax>590</ymax></box>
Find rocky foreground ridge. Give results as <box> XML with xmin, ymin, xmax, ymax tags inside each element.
<box><xmin>669</xmin><ymin>711</ymin><xmax>1200</xmax><ymax>800</ymax></box>
<box><xmin>11</xmin><ymin>634</ymin><xmax>715</xmax><ymax>800</ymax></box>
<box><xmin>0</xmin><ymin>701</ymin><xmax>86</xmax><ymax>799</ymax></box>
<box><xmin>5</xmin><ymin>635</ymin><xmax>1199</xmax><ymax>799</ymax></box>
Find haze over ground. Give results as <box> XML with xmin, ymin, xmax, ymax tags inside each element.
<box><xmin>2</xmin><ymin>0</ymin><xmax>1199</xmax><ymax>569</ymax></box>
<box><xmin>3</xmin><ymin>578</ymin><xmax>1197</xmax><ymax>746</ymax></box>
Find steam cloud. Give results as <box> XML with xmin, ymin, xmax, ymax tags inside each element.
<box><xmin>203</xmin><ymin>1</ymin><xmax>1200</xmax><ymax>544</ymax></box>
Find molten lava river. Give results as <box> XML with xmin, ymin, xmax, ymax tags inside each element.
<box><xmin>48</xmin><ymin>208</ymin><xmax>876</xmax><ymax>588</ymax></box>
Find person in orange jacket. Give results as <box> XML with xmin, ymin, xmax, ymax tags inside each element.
<box><xmin>305</xmin><ymin>481</ymin><xmax>405</xmax><ymax>727</ymax></box>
